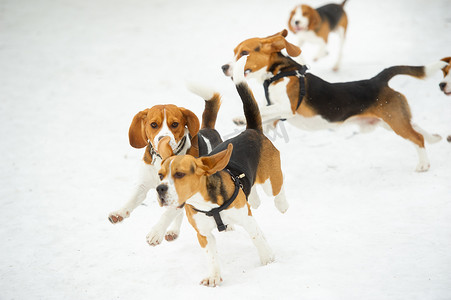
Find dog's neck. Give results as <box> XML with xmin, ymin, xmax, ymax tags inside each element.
<box><xmin>267</xmin><ymin>52</ymin><xmax>304</xmax><ymax>76</ymax></box>
<box><xmin>185</xmin><ymin>171</ymin><xmax>235</xmax><ymax>210</ymax></box>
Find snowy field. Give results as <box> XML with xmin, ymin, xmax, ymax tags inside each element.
<box><xmin>1</xmin><ymin>0</ymin><xmax>450</xmax><ymax>299</ymax></box>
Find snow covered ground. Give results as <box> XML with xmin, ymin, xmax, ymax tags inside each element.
<box><xmin>1</xmin><ymin>0</ymin><xmax>450</xmax><ymax>299</ymax></box>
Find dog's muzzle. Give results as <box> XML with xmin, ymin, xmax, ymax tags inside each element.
<box><xmin>156</xmin><ymin>184</ymin><xmax>168</xmax><ymax>206</ymax></box>
<box><xmin>222</xmin><ymin>64</ymin><xmax>232</xmax><ymax>76</ymax></box>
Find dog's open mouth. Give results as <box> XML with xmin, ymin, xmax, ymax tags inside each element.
<box><xmin>294</xmin><ymin>25</ymin><xmax>306</xmax><ymax>32</ymax></box>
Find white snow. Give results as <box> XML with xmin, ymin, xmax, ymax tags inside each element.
<box><xmin>1</xmin><ymin>0</ymin><xmax>450</xmax><ymax>299</ymax></box>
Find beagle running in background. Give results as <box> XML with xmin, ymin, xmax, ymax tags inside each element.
<box><xmin>288</xmin><ymin>0</ymin><xmax>348</xmax><ymax>70</ymax></box>
<box><xmin>156</xmin><ymin>57</ymin><xmax>288</xmax><ymax>286</ymax></box>
<box><xmin>108</xmin><ymin>87</ymin><xmax>222</xmax><ymax>246</ymax></box>
<box><xmin>440</xmin><ymin>57</ymin><xmax>451</xmax><ymax>95</ymax></box>
<box><xmin>222</xmin><ymin>30</ymin><xmax>447</xmax><ymax>172</ymax></box>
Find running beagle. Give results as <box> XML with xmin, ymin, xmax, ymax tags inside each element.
<box><xmin>108</xmin><ymin>85</ymin><xmax>222</xmax><ymax>246</ymax></box>
<box><xmin>440</xmin><ymin>57</ymin><xmax>451</xmax><ymax>95</ymax></box>
<box><xmin>155</xmin><ymin>57</ymin><xmax>288</xmax><ymax>286</ymax></box>
<box><xmin>222</xmin><ymin>30</ymin><xmax>447</xmax><ymax>172</ymax></box>
<box><xmin>288</xmin><ymin>0</ymin><xmax>348</xmax><ymax>70</ymax></box>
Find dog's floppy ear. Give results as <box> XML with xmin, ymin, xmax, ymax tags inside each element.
<box><xmin>196</xmin><ymin>144</ymin><xmax>233</xmax><ymax>175</ymax></box>
<box><xmin>180</xmin><ymin>107</ymin><xmax>200</xmax><ymax>138</ymax></box>
<box><xmin>263</xmin><ymin>34</ymin><xmax>301</xmax><ymax>57</ymax></box>
<box><xmin>157</xmin><ymin>136</ymin><xmax>174</xmax><ymax>160</ymax></box>
<box><xmin>265</xmin><ymin>29</ymin><xmax>288</xmax><ymax>39</ymax></box>
<box><xmin>441</xmin><ymin>57</ymin><xmax>451</xmax><ymax>76</ymax></box>
<box><xmin>307</xmin><ymin>6</ymin><xmax>321</xmax><ymax>31</ymax></box>
<box><xmin>129</xmin><ymin>110</ymin><xmax>149</xmax><ymax>148</ymax></box>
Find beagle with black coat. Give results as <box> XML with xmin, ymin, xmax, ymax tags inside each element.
<box><xmin>288</xmin><ymin>0</ymin><xmax>348</xmax><ymax>70</ymax></box>
<box><xmin>108</xmin><ymin>85</ymin><xmax>222</xmax><ymax>246</ymax></box>
<box><xmin>222</xmin><ymin>30</ymin><xmax>447</xmax><ymax>172</ymax></box>
<box><xmin>155</xmin><ymin>57</ymin><xmax>288</xmax><ymax>286</ymax></box>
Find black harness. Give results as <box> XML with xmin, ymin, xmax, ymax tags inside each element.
<box><xmin>193</xmin><ymin>169</ymin><xmax>245</xmax><ymax>232</ymax></box>
<box><xmin>263</xmin><ymin>65</ymin><xmax>308</xmax><ymax>110</ymax></box>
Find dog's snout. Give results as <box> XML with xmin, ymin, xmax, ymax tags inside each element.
<box><xmin>221</xmin><ymin>64</ymin><xmax>230</xmax><ymax>73</ymax></box>
<box><xmin>295</xmin><ymin>20</ymin><xmax>300</xmax><ymax>25</ymax></box>
<box><xmin>439</xmin><ymin>82</ymin><xmax>446</xmax><ymax>91</ymax></box>
<box><xmin>156</xmin><ymin>184</ymin><xmax>168</xmax><ymax>195</ymax></box>
<box><xmin>158</xmin><ymin>136</ymin><xmax>166</xmax><ymax>141</ymax></box>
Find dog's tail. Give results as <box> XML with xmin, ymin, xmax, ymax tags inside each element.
<box><xmin>232</xmin><ymin>56</ymin><xmax>263</xmax><ymax>132</ymax></box>
<box><xmin>375</xmin><ymin>61</ymin><xmax>448</xmax><ymax>84</ymax></box>
<box><xmin>186</xmin><ymin>82</ymin><xmax>222</xmax><ymax>129</ymax></box>
<box><xmin>341</xmin><ymin>0</ymin><xmax>348</xmax><ymax>7</ymax></box>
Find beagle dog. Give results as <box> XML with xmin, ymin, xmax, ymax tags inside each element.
<box><xmin>288</xmin><ymin>0</ymin><xmax>348</xmax><ymax>71</ymax></box>
<box><xmin>440</xmin><ymin>57</ymin><xmax>451</xmax><ymax>95</ymax></box>
<box><xmin>156</xmin><ymin>58</ymin><xmax>288</xmax><ymax>286</ymax></box>
<box><xmin>108</xmin><ymin>86</ymin><xmax>222</xmax><ymax>246</ymax></box>
<box><xmin>222</xmin><ymin>30</ymin><xmax>447</xmax><ymax>172</ymax></box>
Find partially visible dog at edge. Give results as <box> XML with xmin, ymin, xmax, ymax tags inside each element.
<box><xmin>108</xmin><ymin>86</ymin><xmax>222</xmax><ymax>247</ymax></box>
<box><xmin>155</xmin><ymin>56</ymin><xmax>288</xmax><ymax>287</ymax></box>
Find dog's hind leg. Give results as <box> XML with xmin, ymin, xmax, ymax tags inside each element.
<box><xmin>368</xmin><ymin>88</ymin><xmax>430</xmax><ymax>172</ymax></box>
<box><xmin>412</xmin><ymin>124</ymin><xmax>442</xmax><ymax>144</ymax></box>
<box><xmin>333</xmin><ymin>26</ymin><xmax>346</xmax><ymax>71</ymax></box>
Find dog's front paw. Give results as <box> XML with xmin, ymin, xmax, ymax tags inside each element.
<box><xmin>260</xmin><ymin>251</ymin><xmax>275</xmax><ymax>266</ymax></box>
<box><xmin>164</xmin><ymin>230</ymin><xmax>179</xmax><ymax>242</ymax></box>
<box><xmin>108</xmin><ymin>210</ymin><xmax>130</xmax><ymax>224</ymax></box>
<box><xmin>200</xmin><ymin>276</ymin><xmax>223</xmax><ymax>287</ymax></box>
<box><xmin>146</xmin><ymin>228</ymin><xmax>165</xmax><ymax>246</ymax></box>
<box><xmin>415</xmin><ymin>162</ymin><xmax>430</xmax><ymax>172</ymax></box>
<box><xmin>233</xmin><ymin>116</ymin><xmax>246</xmax><ymax>126</ymax></box>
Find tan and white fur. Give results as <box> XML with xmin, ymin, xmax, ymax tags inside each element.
<box><xmin>156</xmin><ymin>57</ymin><xmax>287</xmax><ymax>286</ymax></box>
<box><xmin>108</xmin><ymin>87</ymin><xmax>221</xmax><ymax>246</ymax></box>
<box><xmin>222</xmin><ymin>30</ymin><xmax>446</xmax><ymax>172</ymax></box>
<box><xmin>439</xmin><ymin>57</ymin><xmax>451</xmax><ymax>96</ymax></box>
<box><xmin>288</xmin><ymin>1</ymin><xmax>348</xmax><ymax>71</ymax></box>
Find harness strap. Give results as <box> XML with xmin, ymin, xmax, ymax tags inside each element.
<box><xmin>193</xmin><ymin>169</ymin><xmax>243</xmax><ymax>232</ymax></box>
<box><xmin>263</xmin><ymin>65</ymin><xmax>308</xmax><ymax>110</ymax></box>
<box><xmin>148</xmin><ymin>135</ymin><xmax>188</xmax><ymax>164</ymax></box>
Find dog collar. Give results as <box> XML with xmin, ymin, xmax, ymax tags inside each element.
<box><xmin>148</xmin><ymin>142</ymin><xmax>162</xmax><ymax>165</ymax></box>
<box><xmin>173</xmin><ymin>135</ymin><xmax>187</xmax><ymax>156</ymax></box>
<box><xmin>148</xmin><ymin>135</ymin><xmax>188</xmax><ymax>164</ymax></box>
<box><xmin>263</xmin><ymin>64</ymin><xmax>308</xmax><ymax>110</ymax></box>
<box><xmin>193</xmin><ymin>169</ymin><xmax>245</xmax><ymax>232</ymax></box>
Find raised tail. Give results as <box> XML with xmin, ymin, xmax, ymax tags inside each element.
<box><xmin>232</xmin><ymin>56</ymin><xmax>263</xmax><ymax>132</ymax></box>
<box><xmin>375</xmin><ymin>61</ymin><xmax>448</xmax><ymax>84</ymax></box>
<box><xmin>186</xmin><ymin>82</ymin><xmax>222</xmax><ymax>129</ymax></box>
<box><xmin>341</xmin><ymin>0</ymin><xmax>348</xmax><ymax>7</ymax></box>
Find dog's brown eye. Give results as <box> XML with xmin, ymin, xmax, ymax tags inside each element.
<box><xmin>174</xmin><ymin>172</ymin><xmax>185</xmax><ymax>179</ymax></box>
<box><xmin>159</xmin><ymin>173</ymin><xmax>164</xmax><ymax>180</ymax></box>
<box><xmin>241</xmin><ymin>50</ymin><xmax>249</xmax><ymax>56</ymax></box>
<box><xmin>171</xmin><ymin>122</ymin><xmax>179</xmax><ymax>128</ymax></box>
<box><xmin>151</xmin><ymin>122</ymin><xmax>158</xmax><ymax>128</ymax></box>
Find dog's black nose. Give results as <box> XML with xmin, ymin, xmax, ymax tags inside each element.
<box><xmin>439</xmin><ymin>82</ymin><xmax>446</xmax><ymax>91</ymax></box>
<box><xmin>295</xmin><ymin>20</ymin><xmax>300</xmax><ymax>25</ymax></box>
<box><xmin>156</xmin><ymin>184</ymin><xmax>168</xmax><ymax>195</ymax></box>
<box><xmin>221</xmin><ymin>64</ymin><xmax>229</xmax><ymax>73</ymax></box>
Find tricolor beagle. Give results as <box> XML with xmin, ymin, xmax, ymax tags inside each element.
<box><xmin>440</xmin><ymin>57</ymin><xmax>451</xmax><ymax>96</ymax></box>
<box><xmin>288</xmin><ymin>0</ymin><xmax>348</xmax><ymax>71</ymax></box>
<box><xmin>108</xmin><ymin>86</ymin><xmax>222</xmax><ymax>246</ymax></box>
<box><xmin>222</xmin><ymin>30</ymin><xmax>447</xmax><ymax>172</ymax></box>
<box><xmin>156</xmin><ymin>57</ymin><xmax>288</xmax><ymax>286</ymax></box>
